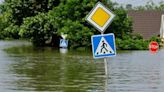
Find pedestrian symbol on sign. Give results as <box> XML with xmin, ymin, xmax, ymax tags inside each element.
<box><xmin>95</xmin><ymin>37</ymin><xmax>114</xmax><ymax>56</ymax></box>
<box><xmin>101</xmin><ymin>40</ymin><xmax>108</xmax><ymax>53</ymax></box>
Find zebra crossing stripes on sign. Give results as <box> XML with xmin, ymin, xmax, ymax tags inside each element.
<box><xmin>91</xmin><ymin>33</ymin><xmax>116</xmax><ymax>59</ymax></box>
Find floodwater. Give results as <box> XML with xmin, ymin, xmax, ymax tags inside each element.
<box><xmin>0</xmin><ymin>40</ymin><xmax>164</xmax><ymax>92</ymax></box>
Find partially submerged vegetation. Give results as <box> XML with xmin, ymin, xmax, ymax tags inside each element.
<box><xmin>0</xmin><ymin>0</ymin><xmax>163</xmax><ymax>50</ymax></box>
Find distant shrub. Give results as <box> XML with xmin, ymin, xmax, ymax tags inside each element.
<box><xmin>148</xmin><ymin>35</ymin><xmax>161</xmax><ymax>44</ymax></box>
<box><xmin>19</xmin><ymin>13</ymin><xmax>56</xmax><ymax>46</ymax></box>
<box><xmin>116</xmin><ymin>34</ymin><xmax>149</xmax><ymax>50</ymax></box>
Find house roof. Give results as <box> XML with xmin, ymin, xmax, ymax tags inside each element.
<box><xmin>128</xmin><ymin>10</ymin><xmax>164</xmax><ymax>39</ymax></box>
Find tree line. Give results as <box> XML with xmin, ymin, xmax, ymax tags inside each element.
<box><xmin>0</xmin><ymin>0</ymin><xmax>162</xmax><ymax>50</ymax></box>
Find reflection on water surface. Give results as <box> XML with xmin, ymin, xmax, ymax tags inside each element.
<box><xmin>0</xmin><ymin>40</ymin><xmax>164</xmax><ymax>92</ymax></box>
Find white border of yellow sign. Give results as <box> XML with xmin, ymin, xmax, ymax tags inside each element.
<box><xmin>86</xmin><ymin>2</ymin><xmax>115</xmax><ymax>33</ymax></box>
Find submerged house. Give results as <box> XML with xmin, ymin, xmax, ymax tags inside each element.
<box><xmin>128</xmin><ymin>11</ymin><xmax>164</xmax><ymax>40</ymax></box>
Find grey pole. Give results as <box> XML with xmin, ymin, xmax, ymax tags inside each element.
<box><xmin>104</xmin><ymin>58</ymin><xmax>108</xmax><ymax>77</ymax></box>
<box><xmin>101</xmin><ymin>32</ymin><xmax>108</xmax><ymax>77</ymax></box>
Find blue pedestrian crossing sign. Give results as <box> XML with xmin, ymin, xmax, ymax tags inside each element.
<box><xmin>91</xmin><ymin>33</ymin><xmax>116</xmax><ymax>59</ymax></box>
<box><xmin>60</xmin><ymin>39</ymin><xmax>68</xmax><ymax>48</ymax></box>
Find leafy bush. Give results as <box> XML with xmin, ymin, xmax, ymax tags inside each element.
<box><xmin>3</xmin><ymin>24</ymin><xmax>20</xmax><ymax>39</ymax></box>
<box><xmin>0</xmin><ymin>0</ymin><xmax>148</xmax><ymax>50</ymax></box>
<box><xmin>59</xmin><ymin>20</ymin><xmax>94</xmax><ymax>49</ymax></box>
<box><xmin>0</xmin><ymin>13</ymin><xmax>20</xmax><ymax>39</ymax></box>
<box><xmin>116</xmin><ymin>34</ymin><xmax>149</xmax><ymax>50</ymax></box>
<box><xmin>19</xmin><ymin>13</ymin><xmax>57</xmax><ymax>46</ymax></box>
<box><xmin>148</xmin><ymin>35</ymin><xmax>161</xmax><ymax>44</ymax></box>
<box><xmin>48</xmin><ymin>0</ymin><xmax>98</xmax><ymax>48</ymax></box>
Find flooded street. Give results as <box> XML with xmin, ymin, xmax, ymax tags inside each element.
<box><xmin>107</xmin><ymin>50</ymin><xmax>164</xmax><ymax>92</ymax></box>
<box><xmin>0</xmin><ymin>40</ymin><xmax>164</xmax><ymax>92</ymax></box>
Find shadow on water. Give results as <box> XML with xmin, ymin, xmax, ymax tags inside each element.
<box><xmin>3</xmin><ymin>43</ymin><xmax>105</xmax><ymax>92</ymax></box>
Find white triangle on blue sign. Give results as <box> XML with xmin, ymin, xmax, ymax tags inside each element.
<box><xmin>60</xmin><ymin>39</ymin><xmax>68</xmax><ymax>47</ymax></box>
<box><xmin>95</xmin><ymin>37</ymin><xmax>114</xmax><ymax>56</ymax></box>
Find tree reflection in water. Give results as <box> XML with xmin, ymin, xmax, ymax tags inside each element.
<box><xmin>5</xmin><ymin>46</ymin><xmax>105</xmax><ymax>91</ymax></box>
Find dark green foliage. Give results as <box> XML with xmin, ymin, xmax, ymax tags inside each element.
<box><xmin>116</xmin><ymin>34</ymin><xmax>149</xmax><ymax>50</ymax></box>
<box><xmin>48</xmin><ymin>0</ymin><xmax>98</xmax><ymax>48</ymax></box>
<box><xmin>0</xmin><ymin>11</ymin><xmax>20</xmax><ymax>39</ymax></box>
<box><xmin>0</xmin><ymin>0</ymin><xmax>160</xmax><ymax>50</ymax></box>
<box><xmin>116</xmin><ymin>34</ymin><xmax>162</xmax><ymax>50</ymax></box>
<box><xmin>3</xmin><ymin>0</ymin><xmax>60</xmax><ymax>25</ymax></box>
<box><xmin>59</xmin><ymin>20</ymin><xmax>94</xmax><ymax>49</ymax></box>
<box><xmin>0</xmin><ymin>0</ymin><xmax>60</xmax><ymax>40</ymax></box>
<box><xmin>148</xmin><ymin>35</ymin><xmax>161</xmax><ymax>44</ymax></box>
<box><xmin>2</xmin><ymin>24</ymin><xmax>20</xmax><ymax>39</ymax></box>
<box><xmin>19</xmin><ymin>13</ymin><xmax>56</xmax><ymax>46</ymax></box>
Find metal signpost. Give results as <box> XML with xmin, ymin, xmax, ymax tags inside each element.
<box><xmin>86</xmin><ymin>2</ymin><xmax>116</xmax><ymax>76</ymax></box>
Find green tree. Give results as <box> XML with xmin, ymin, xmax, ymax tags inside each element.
<box><xmin>1</xmin><ymin>0</ymin><xmax>137</xmax><ymax>50</ymax></box>
<box><xmin>19</xmin><ymin>0</ymin><xmax>98</xmax><ymax>47</ymax></box>
<box><xmin>48</xmin><ymin>0</ymin><xmax>98</xmax><ymax>48</ymax></box>
<box><xmin>19</xmin><ymin>13</ymin><xmax>57</xmax><ymax>46</ymax></box>
<box><xmin>0</xmin><ymin>0</ymin><xmax>61</xmax><ymax>39</ymax></box>
<box><xmin>2</xmin><ymin>0</ymin><xmax>60</xmax><ymax>25</ymax></box>
<box><xmin>0</xmin><ymin>11</ymin><xmax>12</xmax><ymax>39</ymax></box>
<box><xmin>59</xmin><ymin>19</ymin><xmax>93</xmax><ymax>48</ymax></box>
<box><xmin>19</xmin><ymin>0</ymin><xmax>134</xmax><ymax>49</ymax></box>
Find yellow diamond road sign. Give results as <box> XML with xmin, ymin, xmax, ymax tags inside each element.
<box><xmin>86</xmin><ymin>2</ymin><xmax>115</xmax><ymax>33</ymax></box>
